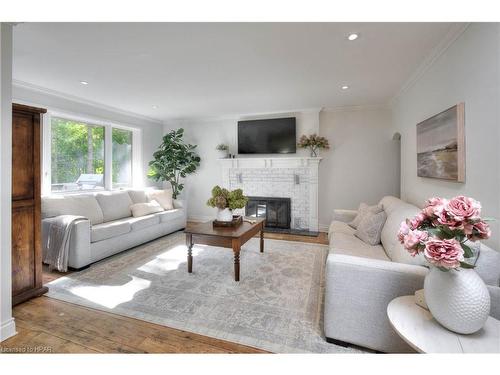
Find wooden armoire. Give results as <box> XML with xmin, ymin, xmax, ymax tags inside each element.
<box><xmin>11</xmin><ymin>103</ymin><xmax>48</xmax><ymax>306</ymax></box>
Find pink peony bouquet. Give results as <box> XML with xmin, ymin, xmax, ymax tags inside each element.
<box><xmin>397</xmin><ymin>196</ymin><xmax>491</xmax><ymax>270</ymax></box>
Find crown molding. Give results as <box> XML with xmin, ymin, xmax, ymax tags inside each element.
<box><xmin>164</xmin><ymin>103</ymin><xmax>392</xmax><ymax>126</ymax></box>
<box><xmin>163</xmin><ymin>107</ymin><xmax>323</xmax><ymax>125</ymax></box>
<box><xmin>322</xmin><ymin>103</ymin><xmax>389</xmax><ymax>113</ymax></box>
<box><xmin>12</xmin><ymin>79</ymin><xmax>163</xmax><ymax>125</ymax></box>
<box><xmin>389</xmin><ymin>22</ymin><xmax>470</xmax><ymax>106</ymax></box>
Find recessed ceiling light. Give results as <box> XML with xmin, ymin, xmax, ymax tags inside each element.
<box><xmin>341</xmin><ymin>85</ymin><xmax>349</xmax><ymax>90</ymax></box>
<box><xmin>152</xmin><ymin>105</ymin><xmax>158</xmax><ymax>109</ymax></box>
<box><xmin>80</xmin><ymin>81</ymin><xmax>89</xmax><ymax>85</ymax></box>
<box><xmin>347</xmin><ymin>33</ymin><xmax>359</xmax><ymax>41</ymax></box>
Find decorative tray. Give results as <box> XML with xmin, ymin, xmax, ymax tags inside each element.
<box><xmin>213</xmin><ymin>215</ymin><xmax>243</xmax><ymax>227</ymax></box>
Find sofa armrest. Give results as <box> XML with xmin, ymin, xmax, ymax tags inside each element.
<box><xmin>474</xmin><ymin>243</ymin><xmax>500</xmax><ymax>286</ymax></box>
<box><xmin>487</xmin><ymin>285</ymin><xmax>500</xmax><ymax>320</ymax></box>
<box><xmin>173</xmin><ymin>199</ymin><xmax>185</xmax><ymax>209</ymax></box>
<box><xmin>332</xmin><ymin>209</ymin><xmax>357</xmax><ymax>223</ymax></box>
<box><xmin>42</xmin><ymin>216</ymin><xmax>91</xmax><ymax>270</ymax></box>
<box><xmin>324</xmin><ymin>254</ymin><xmax>428</xmax><ymax>352</ymax></box>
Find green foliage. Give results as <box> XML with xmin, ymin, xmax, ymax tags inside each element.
<box><xmin>51</xmin><ymin>118</ymin><xmax>133</xmax><ymax>189</ymax></box>
<box><xmin>297</xmin><ymin>134</ymin><xmax>330</xmax><ymax>149</ymax></box>
<box><xmin>112</xmin><ymin>128</ymin><xmax>133</xmax><ymax>186</ymax></box>
<box><xmin>51</xmin><ymin>118</ymin><xmax>105</xmax><ymax>185</ymax></box>
<box><xmin>206</xmin><ymin>185</ymin><xmax>248</xmax><ymax>210</ymax></box>
<box><xmin>460</xmin><ymin>243</ymin><xmax>474</xmax><ymax>258</ymax></box>
<box><xmin>148</xmin><ymin>128</ymin><xmax>201</xmax><ymax>199</ymax></box>
<box><xmin>216</xmin><ymin>144</ymin><xmax>228</xmax><ymax>151</ymax></box>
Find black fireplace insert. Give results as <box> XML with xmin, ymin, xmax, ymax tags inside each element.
<box><xmin>245</xmin><ymin>196</ymin><xmax>291</xmax><ymax>229</ymax></box>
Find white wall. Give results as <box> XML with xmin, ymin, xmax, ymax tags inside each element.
<box><xmin>0</xmin><ymin>23</ymin><xmax>16</xmax><ymax>342</ymax></box>
<box><xmin>166</xmin><ymin>108</ymin><xmax>400</xmax><ymax>229</ymax></box>
<box><xmin>12</xmin><ymin>84</ymin><xmax>164</xmax><ymax>189</ymax></box>
<box><xmin>318</xmin><ymin>107</ymin><xmax>400</xmax><ymax>229</ymax></box>
<box><xmin>392</xmin><ymin>23</ymin><xmax>500</xmax><ymax>249</ymax></box>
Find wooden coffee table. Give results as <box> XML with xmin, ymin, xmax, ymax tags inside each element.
<box><xmin>184</xmin><ymin>218</ymin><xmax>265</xmax><ymax>281</ymax></box>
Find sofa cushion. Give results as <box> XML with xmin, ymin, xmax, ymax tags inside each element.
<box><xmin>130</xmin><ymin>201</ymin><xmax>164</xmax><ymax>217</ymax></box>
<box><xmin>378</xmin><ymin>196</ymin><xmax>407</xmax><ymax>215</ymax></box>
<box><xmin>157</xmin><ymin>208</ymin><xmax>185</xmax><ymax>223</ymax></box>
<box><xmin>128</xmin><ymin>214</ymin><xmax>160</xmax><ymax>231</ymax></box>
<box><xmin>349</xmin><ymin>203</ymin><xmax>383</xmax><ymax>229</ymax></box>
<box><xmin>355</xmin><ymin>210</ymin><xmax>387</xmax><ymax>246</ymax></box>
<box><xmin>147</xmin><ymin>189</ymin><xmax>174</xmax><ymax>210</ymax></box>
<box><xmin>127</xmin><ymin>189</ymin><xmax>148</xmax><ymax>204</ymax></box>
<box><xmin>381</xmin><ymin>203</ymin><xmax>426</xmax><ymax>266</ymax></box>
<box><xmin>42</xmin><ymin>194</ymin><xmax>104</xmax><ymax>225</ymax></box>
<box><xmin>91</xmin><ymin>220</ymin><xmax>131</xmax><ymax>242</ymax></box>
<box><xmin>95</xmin><ymin>191</ymin><xmax>133</xmax><ymax>222</ymax></box>
<box><xmin>328</xmin><ymin>221</ymin><xmax>356</xmax><ymax>240</ymax></box>
<box><xmin>329</xmin><ymin>232</ymin><xmax>390</xmax><ymax>261</ymax></box>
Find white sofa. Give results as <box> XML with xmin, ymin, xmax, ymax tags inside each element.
<box><xmin>41</xmin><ymin>189</ymin><xmax>186</xmax><ymax>269</ymax></box>
<box><xmin>325</xmin><ymin>196</ymin><xmax>500</xmax><ymax>353</ymax></box>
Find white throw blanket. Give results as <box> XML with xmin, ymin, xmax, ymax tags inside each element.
<box><xmin>43</xmin><ymin>215</ymin><xmax>87</xmax><ymax>272</ymax></box>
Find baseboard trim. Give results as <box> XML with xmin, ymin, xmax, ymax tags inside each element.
<box><xmin>318</xmin><ymin>223</ymin><xmax>329</xmax><ymax>233</ymax></box>
<box><xmin>0</xmin><ymin>317</ymin><xmax>17</xmax><ymax>342</ymax></box>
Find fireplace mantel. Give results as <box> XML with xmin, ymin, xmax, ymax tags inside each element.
<box><xmin>219</xmin><ymin>156</ymin><xmax>321</xmax><ymax>232</ymax></box>
<box><xmin>217</xmin><ymin>157</ymin><xmax>322</xmax><ymax>169</ymax></box>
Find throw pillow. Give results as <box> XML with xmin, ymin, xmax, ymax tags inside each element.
<box><xmin>147</xmin><ymin>189</ymin><xmax>174</xmax><ymax>210</ymax></box>
<box><xmin>355</xmin><ymin>210</ymin><xmax>387</xmax><ymax>246</ymax></box>
<box><xmin>130</xmin><ymin>201</ymin><xmax>164</xmax><ymax>217</ymax></box>
<box><xmin>349</xmin><ymin>202</ymin><xmax>383</xmax><ymax>229</ymax></box>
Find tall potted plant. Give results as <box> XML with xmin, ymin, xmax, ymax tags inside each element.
<box><xmin>148</xmin><ymin>128</ymin><xmax>201</xmax><ymax>199</ymax></box>
<box><xmin>398</xmin><ymin>196</ymin><xmax>492</xmax><ymax>334</ymax></box>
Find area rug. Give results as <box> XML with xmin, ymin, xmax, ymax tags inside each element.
<box><xmin>46</xmin><ymin>231</ymin><xmax>361</xmax><ymax>353</ymax></box>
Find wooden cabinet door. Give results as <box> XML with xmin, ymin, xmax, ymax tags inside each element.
<box><xmin>12</xmin><ymin>111</ymin><xmax>35</xmax><ymax>200</ymax></box>
<box><xmin>11</xmin><ymin>104</ymin><xmax>47</xmax><ymax>305</ymax></box>
<box><xmin>12</xmin><ymin>205</ymin><xmax>35</xmax><ymax>294</ymax></box>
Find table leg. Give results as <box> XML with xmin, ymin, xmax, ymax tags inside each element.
<box><xmin>260</xmin><ymin>224</ymin><xmax>264</xmax><ymax>253</ymax></box>
<box><xmin>233</xmin><ymin>240</ymin><xmax>241</xmax><ymax>282</ymax></box>
<box><xmin>186</xmin><ymin>233</ymin><xmax>193</xmax><ymax>273</ymax></box>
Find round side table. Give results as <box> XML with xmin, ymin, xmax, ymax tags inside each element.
<box><xmin>387</xmin><ymin>295</ymin><xmax>500</xmax><ymax>353</ymax></box>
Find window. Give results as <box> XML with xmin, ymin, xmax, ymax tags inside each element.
<box><xmin>51</xmin><ymin>117</ymin><xmax>105</xmax><ymax>192</ymax></box>
<box><xmin>112</xmin><ymin>128</ymin><xmax>133</xmax><ymax>189</ymax></box>
<box><xmin>46</xmin><ymin>114</ymin><xmax>140</xmax><ymax>194</ymax></box>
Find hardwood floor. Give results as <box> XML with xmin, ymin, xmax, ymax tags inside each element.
<box><xmin>1</xmin><ymin>297</ymin><xmax>266</xmax><ymax>353</ymax></box>
<box><xmin>1</xmin><ymin>229</ymin><xmax>328</xmax><ymax>354</ymax></box>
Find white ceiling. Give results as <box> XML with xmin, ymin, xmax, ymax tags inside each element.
<box><xmin>13</xmin><ymin>23</ymin><xmax>460</xmax><ymax>121</ymax></box>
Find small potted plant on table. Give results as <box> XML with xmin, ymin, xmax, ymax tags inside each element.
<box><xmin>207</xmin><ymin>185</ymin><xmax>248</xmax><ymax>223</ymax></box>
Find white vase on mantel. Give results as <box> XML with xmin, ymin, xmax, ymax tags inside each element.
<box><xmin>217</xmin><ymin>150</ymin><xmax>229</xmax><ymax>159</ymax></box>
<box><xmin>216</xmin><ymin>208</ymin><xmax>233</xmax><ymax>222</ymax></box>
<box><xmin>424</xmin><ymin>266</ymin><xmax>490</xmax><ymax>334</ymax></box>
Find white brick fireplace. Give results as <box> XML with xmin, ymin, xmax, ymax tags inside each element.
<box><xmin>219</xmin><ymin>157</ymin><xmax>321</xmax><ymax>232</ymax></box>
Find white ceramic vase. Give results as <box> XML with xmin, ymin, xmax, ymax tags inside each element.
<box><xmin>216</xmin><ymin>208</ymin><xmax>233</xmax><ymax>222</ymax></box>
<box><xmin>217</xmin><ymin>150</ymin><xmax>228</xmax><ymax>159</ymax></box>
<box><xmin>424</xmin><ymin>267</ymin><xmax>490</xmax><ymax>334</ymax></box>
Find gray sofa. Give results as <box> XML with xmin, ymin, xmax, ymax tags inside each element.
<box><xmin>42</xmin><ymin>189</ymin><xmax>186</xmax><ymax>269</ymax></box>
<box><xmin>325</xmin><ymin>196</ymin><xmax>500</xmax><ymax>353</ymax></box>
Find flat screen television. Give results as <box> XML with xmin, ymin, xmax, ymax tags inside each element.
<box><xmin>238</xmin><ymin>117</ymin><xmax>296</xmax><ymax>154</ymax></box>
